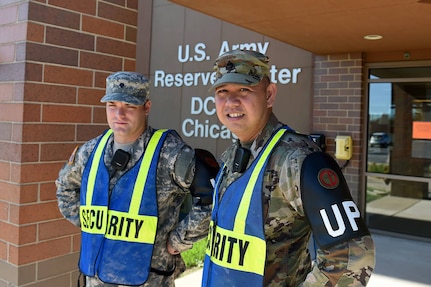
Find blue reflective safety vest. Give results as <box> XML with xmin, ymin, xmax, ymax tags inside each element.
<box><xmin>79</xmin><ymin>129</ymin><xmax>169</xmax><ymax>285</ymax></box>
<box><xmin>202</xmin><ymin>128</ymin><xmax>289</xmax><ymax>287</ymax></box>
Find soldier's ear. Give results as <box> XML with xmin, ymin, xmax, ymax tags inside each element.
<box><xmin>266</xmin><ymin>83</ymin><xmax>277</xmax><ymax>108</ymax></box>
<box><xmin>144</xmin><ymin>100</ymin><xmax>151</xmax><ymax>115</ymax></box>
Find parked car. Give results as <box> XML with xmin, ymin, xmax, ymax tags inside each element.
<box><xmin>369</xmin><ymin>132</ymin><xmax>391</xmax><ymax>147</ymax></box>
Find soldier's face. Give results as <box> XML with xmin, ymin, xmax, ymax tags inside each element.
<box><xmin>214</xmin><ymin>79</ymin><xmax>276</xmax><ymax>142</ymax></box>
<box><xmin>105</xmin><ymin>100</ymin><xmax>151</xmax><ymax>143</ymax></box>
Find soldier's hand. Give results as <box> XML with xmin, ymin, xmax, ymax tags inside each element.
<box><xmin>167</xmin><ymin>241</ymin><xmax>180</xmax><ymax>255</ymax></box>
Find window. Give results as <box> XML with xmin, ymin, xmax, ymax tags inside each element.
<box><xmin>366</xmin><ymin>66</ymin><xmax>431</xmax><ymax>238</ymax></box>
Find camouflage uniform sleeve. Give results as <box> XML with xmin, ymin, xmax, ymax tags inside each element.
<box><xmin>301</xmin><ymin>235</ymin><xmax>375</xmax><ymax>287</ymax></box>
<box><xmin>272</xmin><ymin>133</ymin><xmax>376</xmax><ymax>287</ymax></box>
<box><xmin>55</xmin><ymin>139</ymin><xmax>97</xmax><ymax>227</ymax></box>
<box><xmin>167</xmin><ymin>144</ymin><xmax>212</xmax><ymax>253</ymax></box>
<box><xmin>294</xmin><ymin>144</ymin><xmax>376</xmax><ymax>286</ymax></box>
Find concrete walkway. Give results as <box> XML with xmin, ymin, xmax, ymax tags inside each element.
<box><xmin>175</xmin><ymin>232</ymin><xmax>431</xmax><ymax>287</ymax></box>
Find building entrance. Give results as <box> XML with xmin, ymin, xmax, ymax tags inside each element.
<box><xmin>366</xmin><ymin>66</ymin><xmax>431</xmax><ymax>238</ymax></box>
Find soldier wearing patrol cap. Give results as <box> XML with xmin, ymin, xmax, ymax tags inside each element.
<box><xmin>56</xmin><ymin>71</ymin><xmax>219</xmax><ymax>287</ymax></box>
<box><xmin>201</xmin><ymin>50</ymin><xmax>376</xmax><ymax>287</ymax></box>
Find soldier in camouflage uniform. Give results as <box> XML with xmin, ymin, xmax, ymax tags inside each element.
<box><xmin>201</xmin><ymin>50</ymin><xmax>375</xmax><ymax>287</ymax></box>
<box><xmin>56</xmin><ymin>72</ymin><xmax>217</xmax><ymax>287</ymax></box>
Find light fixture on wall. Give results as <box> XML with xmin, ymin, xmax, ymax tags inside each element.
<box><xmin>364</xmin><ymin>34</ymin><xmax>383</xmax><ymax>40</ymax></box>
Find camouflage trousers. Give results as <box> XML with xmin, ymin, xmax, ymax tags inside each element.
<box><xmin>82</xmin><ymin>257</ymin><xmax>187</xmax><ymax>287</ymax></box>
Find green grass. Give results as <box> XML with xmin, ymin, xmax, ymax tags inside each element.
<box><xmin>181</xmin><ymin>239</ymin><xmax>207</xmax><ymax>268</ymax></box>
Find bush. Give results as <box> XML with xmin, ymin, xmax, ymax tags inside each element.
<box><xmin>181</xmin><ymin>239</ymin><xmax>207</xmax><ymax>268</ymax></box>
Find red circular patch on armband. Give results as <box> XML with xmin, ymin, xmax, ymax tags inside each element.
<box><xmin>317</xmin><ymin>168</ymin><xmax>339</xmax><ymax>189</ymax></box>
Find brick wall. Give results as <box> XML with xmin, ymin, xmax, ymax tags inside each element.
<box><xmin>0</xmin><ymin>0</ymin><xmax>139</xmax><ymax>286</ymax></box>
<box><xmin>313</xmin><ymin>53</ymin><xmax>365</xmax><ymax>205</ymax></box>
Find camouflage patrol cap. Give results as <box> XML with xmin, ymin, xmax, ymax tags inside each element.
<box><xmin>212</xmin><ymin>49</ymin><xmax>270</xmax><ymax>89</ymax></box>
<box><xmin>100</xmin><ymin>71</ymin><xmax>150</xmax><ymax>105</ymax></box>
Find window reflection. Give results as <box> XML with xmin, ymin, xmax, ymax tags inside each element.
<box><xmin>367</xmin><ymin>81</ymin><xmax>431</xmax><ymax>181</ymax></box>
<box><xmin>366</xmin><ymin>68</ymin><xmax>431</xmax><ymax>238</ymax></box>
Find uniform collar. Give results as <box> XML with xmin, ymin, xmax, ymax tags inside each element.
<box><xmin>221</xmin><ymin>113</ymin><xmax>284</xmax><ymax>163</ymax></box>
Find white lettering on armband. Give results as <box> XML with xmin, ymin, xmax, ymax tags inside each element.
<box><xmin>320</xmin><ymin>200</ymin><xmax>361</xmax><ymax>237</ymax></box>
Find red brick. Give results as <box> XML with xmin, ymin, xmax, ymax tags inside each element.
<box><xmin>23</xmin><ymin>83</ymin><xmax>77</xmax><ymax>104</ymax></box>
<box><xmin>11</xmin><ymin>162</ymin><xmax>65</xmax><ymax>184</ymax></box>
<box><xmin>82</xmin><ymin>15</ymin><xmax>124</xmax><ymax>39</ymax></box>
<box><xmin>28</xmin><ymin>2</ymin><xmax>80</xmax><ymax>30</ymax></box>
<box><xmin>44</xmin><ymin>65</ymin><xmax>93</xmax><ymax>87</ymax></box>
<box><xmin>0</xmin><ymin>241</ymin><xmax>6</xmax><ymax>260</ymax></box>
<box><xmin>18</xmin><ymin>184</ymin><xmax>39</xmax><ymax>204</ymax></box>
<box><xmin>80</xmin><ymin>51</ymin><xmax>123</xmax><ymax>71</ymax></box>
<box><xmin>27</xmin><ymin>22</ymin><xmax>45</xmax><ymax>43</ymax></box>
<box><xmin>16</xmin><ymin>123</ymin><xmax>75</xmax><ymax>142</ymax></box>
<box><xmin>18</xmin><ymin>224</ymin><xmax>38</xmax><ymax>245</ymax></box>
<box><xmin>39</xmin><ymin>219</ymin><xmax>79</xmax><ymax>240</ymax></box>
<box><xmin>9</xmin><ymin>237</ymin><xmax>72</xmax><ymax>265</ymax></box>
<box><xmin>46</xmin><ymin>26</ymin><xmax>94</xmax><ymax>51</ymax></box>
<box><xmin>0</xmin><ymin>182</ymin><xmax>18</xmax><ymax>202</ymax></box>
<box><xmin>77</xmin><ymin>124</ymin><xmax>108</xmax><ymax>141</ymax></box>
<box><xmin>49</xmin><ymin>0</ymin><xmax>97</xmax><ymax>15</ymax></box>
<box><xmin>23</xmin><ymin>65</ymin><xmax>42</xmax><ymax>86</ymax></box>
<box><xmin>124</xmin><ymin>58</ymin><xmax>136</xmax><ymax>71</ymax></box>
<box><xmin>0</xmin><ymin>221</ymin><xmax>18</xmax><ymax>243</ymax></box>
<box><xmin>9</xmin><ymin>201</ymin><xmax>61</xmax><ymax>225</ymax></box>
<box><xmin>26</xmin><ymin>42</ymin><xmax>79</xmax><ymax>66</ymax></box>
<box><xmin>94</xmin><ymin>106</ymin><xmax>107</xmax><ymax>124</ymax></box>
<box><xmin>125</xmin><ymin>26</ymin><xmax>137</xmax><ymax>43</ymax></box>
<box><xmin>78</xmin><ymin>87</ymin><xmax>105</xmax><ymax>106</ymax></box>
<box><xmin>73</xmin><ymin>233</ymin><xmax>81</xmax><ymax>252</ymax></box>
<box><xmin>0</xmin><ymin>201</ymin><xmax>8</xmax><ymax>221</ymax></box>
<box><xmin>22</xmin><ymin>104</ymin><xmax>42</xmax><ymax>122</ymax></box>
<box><xmin>0</xmin><ymin>184</ymin><xmax>35</xmax><ymax>208</ymax></box>
<box><xmin>40</xmin><ymin>182</ymin><xmax>57</xmax><ymax>202</ymax></box>
<box><xmin>95</xmin><ymin>71</ymin><xmax>111</xmax><ymax>88</ymax></box>
<box><xmin>41</xmin><ymin>143</ymin><xmax>81</xmax><ymax>162</ymax></box>
<box><xmin>104</xmin><ymin>0</ymin><xmax>125</xmax><ymax>6</ymax></box>
<box><xmin>21</xmin><ymin>144</ymin><xmax>40</xmax><ymax>163</ymax></box>
<box><xmin>127</xmin><ymin>0</ymin><xmax>138</xmax><ymax>9</ymax></box>
<box><xmin>98</xmin><ymin>1</ymin><xmax>137</xmax><ymax>26</ymax></box>
<box><xmin>42</xmin><ymin>105</ymin><xmax>92</xmax><ymax>123</ymax></box>
<box><xmin>97</xmin><ymin>37</ymin><xmax>136</xmax><ymax>58</ymax></box>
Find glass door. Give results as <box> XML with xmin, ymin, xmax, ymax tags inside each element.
<box><xmin>366</xmin><ymin>66</ymin><xmax>431</xmax><ymax>238</ymax></box>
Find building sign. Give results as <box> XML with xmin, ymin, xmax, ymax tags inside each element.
<box><xmin>145</xmin><ymin>2</ymin><xmax>313</xmax><ymax>156</ymax></box>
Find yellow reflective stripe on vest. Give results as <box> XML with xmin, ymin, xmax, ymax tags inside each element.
<box><xmin>81</xmin><ymin>205</ymin><xmax>108</xmax><ymax>234</ymax></box>
<box><xmin>86</xmin><ymin>129</ymin><xmax>113</xmax><ymax>204</ymax></box>
<box><xmin>104</xmin><ymin>210</ymin><xmax>158</xmax><ymax>243</ymax></box>
<box><xmin>233</xmin><ymin>128</ymin><xmax>286</xmax><ymax>233</ymax></box>
<box><xmin>207</xmin><ymin>221</ymin><xmax>266</xmax><ymax>274</ymax></box>
<box><xmin>81</xmin><ymin>129</ymin><xmax>167</xmax><ymax>244</ymax></box>
<box><xmin>129</xmin><ymin>129</ymin><xmax>166</xmax><ymax>214</ymax></box>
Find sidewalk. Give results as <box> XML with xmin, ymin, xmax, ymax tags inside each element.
<box><xmin>175</xmin><ymin>233</ymin><xmax>431</xmax><ymax>287</ymax></box>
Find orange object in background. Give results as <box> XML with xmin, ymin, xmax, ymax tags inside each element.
<box><xmin>412</xmin><ymin>122</ymin><xmax>431</xmax><ymax>140</ymax></box>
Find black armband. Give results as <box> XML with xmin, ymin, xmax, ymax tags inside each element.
<box><xmin>300</xmin><ymin>152</ymin><xmax>370</xmax><ymax>249</ymax></box>
<box><xmin>190</xmin><ymin>149</ymin><xmax>219</xmax><ymax>206</ymax></box>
